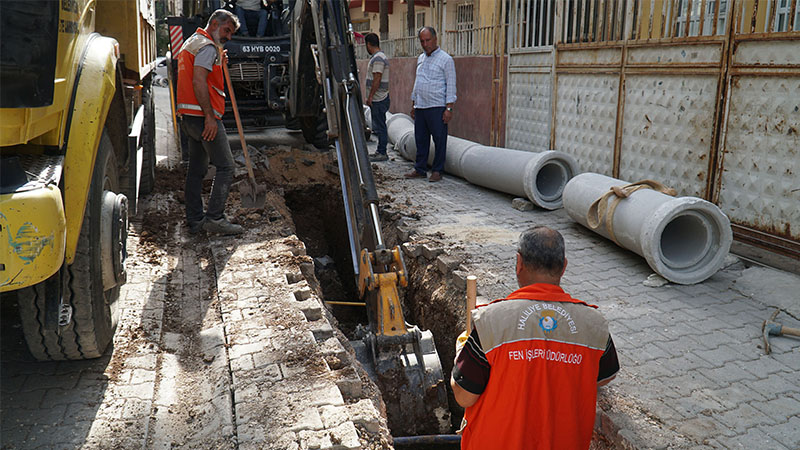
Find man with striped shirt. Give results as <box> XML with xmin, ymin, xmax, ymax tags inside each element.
<box><xmin>452</xmin><ymin>226</ymin><xmax>619</xmax><ymax>449</ymax></box>
<box><xmin>406</xmin><ymin>26</ymin><xmax>456</xmax><ymax>183</ymax></box>
<box><xmin>365</xmin><ymin>33</ymin><xmax>390</xmax><ymax>162</ymax></box>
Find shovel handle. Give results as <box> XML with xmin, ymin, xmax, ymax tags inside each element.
<box><xmin>466</xmin><ymin>275</ymin><xmax>477</xmax><ymax>334</ymax></box>
<box><xmin>221</xmin><ymin>50</ymin><xmax>256</xmax><ymax>181</ymax></box>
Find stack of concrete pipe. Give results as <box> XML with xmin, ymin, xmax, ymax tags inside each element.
<box><xmin>563</xmin><ymin>173</ymin><xmax>732</xmax><ymax>285</ymax></box>
<box><xmin>385</xmin><ymin>112</ymin><xmax>578</xmax><ymax>210</ymax></box>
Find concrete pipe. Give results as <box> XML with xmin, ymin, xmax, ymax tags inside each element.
<box><xmin>363</xmin><ymin>105</ymin><xmax>372</xmax><ymax>130</ymax></box>
<box><xmin>563</xmin><ymin>172</ymin><xmax>732</xmax><ymax>285</ymax></box>
<box><xmin>385</xmin><ymin>113</ymin><xmax>578</xmax><ymax>210</ymax></box>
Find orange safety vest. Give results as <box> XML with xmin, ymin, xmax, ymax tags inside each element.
<box><xmin>461</xmin><ymin>284</ymin><xmax>609</xmax><ymax>450</ymax></box>
<box><xmin>176</xmin><ymin>28</ymin><xmax>226</xmax><ymax>119</ymax></box>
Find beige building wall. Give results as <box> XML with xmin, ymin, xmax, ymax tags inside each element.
<box><xmin>348</xmin><ymin>2</ymin><xmax>436</xmax><ymax>39</ymax></box>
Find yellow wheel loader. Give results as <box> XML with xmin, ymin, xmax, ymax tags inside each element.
<box><xmin>0</xmin><ymin>0</ymin><xmax>157</xmax><ymax>360</ymax></box>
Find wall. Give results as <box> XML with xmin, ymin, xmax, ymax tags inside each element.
<box><xmin>503</xmin><ymin>0</ymin><xmax>800</xmax><ymax>256</ymax></box>
<box><xmin>358</xmin><ymin>54</ymin><xmax>507</xmax><ymax>147</ymax></box>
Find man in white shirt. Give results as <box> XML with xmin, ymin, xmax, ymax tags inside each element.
<box><xmin>406</xmin><ymin>26</ymin><xmax>456</xmax><ymax>183</ymax></box>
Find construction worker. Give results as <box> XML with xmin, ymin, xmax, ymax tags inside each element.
<box><xmin>452</xmin><ymin>226</ymin><xmax>619</xmax><ymax>449</ymax></box>
<box><xmin>176</xmin><ymin>9</ymin><xmax>244</xmax><ymax>235</ymax></box>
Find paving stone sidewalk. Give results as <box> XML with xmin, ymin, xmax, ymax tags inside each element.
<box><xmin>370</xmin><ymin>142</ymin><xmax>800</xmax><ymax>449</ymax></box>
<box><xmin>205</xmin><ymin>230</ymin><xmax>392</xmax><ymax>450</ymax></box>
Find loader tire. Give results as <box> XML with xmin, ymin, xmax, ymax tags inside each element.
<box><xmin>300</xmin><ymin>109</ymin><xmax>330</xmax><ymax>150</ymax></box>
<box><xmin>18</xmin><ymin>130</ymin><xmax>122</xmax><ymax>360</ymax></box>
<box><xmin>285</xmin><ymin>115</ymin><xmax>301</xmax><ymax>131</ymax></box>
<box><xmin>139</xmin><ymin>83</ymin><xmax>157</xmax><ymax>195</ymax></box>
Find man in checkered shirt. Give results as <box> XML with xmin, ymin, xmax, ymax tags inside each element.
<box><xmin>406</xmin><ymin>26</ymin><xmax>457</xmax><ymax>183</ymax></box>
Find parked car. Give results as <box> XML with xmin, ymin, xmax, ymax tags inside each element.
<box><xmin>154</xmin><ymin>56</ymin><xmax>168</xmax><ymax>87</ymax></box>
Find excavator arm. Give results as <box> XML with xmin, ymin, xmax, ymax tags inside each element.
<box><xmin>289</xmin><ymin>0</ymin><xmax>450</xmax><ymax>435</ymax></box>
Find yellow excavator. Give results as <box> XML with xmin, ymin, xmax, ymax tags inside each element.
<box><xmin>0</xmin><ymin>0</ymin><xmax>157</xmax><ymax>360</ymax></box>
<box><xmin>287</xmin><ymin>0</ymin><xmax>450</xmax><ymax>436</ymax></box>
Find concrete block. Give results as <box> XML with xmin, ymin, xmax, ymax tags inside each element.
<box><xmin>511</xmin><ymin>197</ymin><xmax>534</xmax><ymax>211</ymax></box>
<box><xmin>286</xmin><ymin>272</ymin><xmax>304</xmax><ymax>284</ymax></box>
<box><xmin>750</xmin><ymin>396</ymin><xmax>800</xmax><ymax>423</ymax></box>
<box><xmin>436</xmin><ymin>254</ymin><xmax>461</xmax><ymax>274</ymax></box>
<box><xmin>327</xmin><ymin>421</ymin><xmax>361</xmax><ymax>450</ymax></box>
<box><xmin>298</xmin><ymin>429</ymin><xmax>332</xmax><ymax>450</ymax></box>
<box><xmin>252</xmin><ymin>361</ymin><xmax>282</xmax><ymax>382</ymax></box>
<box><xmin>714</xmin><ymin>403</ymin><xmax>773</xmax><ymax>433</ymax></box>
<box><xmin>761</xmin><ymin>415</ymin><xmax>800</xmax><ymax>447</ymax></box>
<box><xmin>299</xmin><ymin>302</ymin><xmax>323</xmax><ymax>321</ymax></box>
<box><xmin>318</xmin><ymin>405</ymin><xmax>349</xmax><ymax>428</ymax></box>
<box><xmin>229</xmin><ymin>342</ymin><xmax>268</xmax><ymax>360</ymax></box>
<box><xmin>347</xmin><ymin>399</ymin><xmax>383</xmax><ymax>433</ymax></box>
<box><xmin>397</xmin><ymin>226</ymin><xmax>412</xmax><ymax>241</ymax></box>
<box><xmin>311</xmin><ymin>383</ymin><xmax>345</xmax><ymax>407</ymax></box>
<box><xmin>421</xmin><ymin>243</ymin><xmax>443</xmax><ymax>260</ymax></box>
<box><xmin>451</xmin><ymin>270</ymin><xmax>468</xmax><ymax>291</ymax></box>
<box><xmin>319</xmin><ymin>337</ymin><xmax>348</xmax><ymax>360</ymax></box>
<box><xmin>715</xmin><ymin>427</ymin><xmax>785</xmax><ymax>450</ymax></box>
<box><xmin>294</xmin><ymin>289</ymin><xmax>313</xmax><ymax>302</ymax></box>
<box><xmin>290</xmin><ymin>407</ymin><xmax>324</xmax><ymax>432</ymax></box>
<box><xmin>231</xmin><ymin>355</ymin><xmax>255</xmax><ymax>372</ymax></box>
<box><xmin>401</xmin><ymin>242</ymin><xmax>422</xmax><ymax>258</ymax></box>
<box><xmin>334</xmin><ymin>366</ymin><xmax>362</xmax><ymax>399</ymax></box>
<box><xmin>311</xmin><ymin>323</ymin><xmax>334</xmax><ymax>342</ymax></box>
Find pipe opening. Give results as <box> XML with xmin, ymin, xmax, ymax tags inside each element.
<box><xmin>659</xmin><ymin>212</ymin><xmax>714</xmax><ymax>270</ymax></box>
<box><xmin>535</xmin><ymin>161</ymin><xmax>569</xmax><ymax>202</ymax></box>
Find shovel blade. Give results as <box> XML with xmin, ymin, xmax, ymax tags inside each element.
<box><xmin>240</xmin><ymin>179</ymin><xmax>267</xmax><ymax>209</ymax></box>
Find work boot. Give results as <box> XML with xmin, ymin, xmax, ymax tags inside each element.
<box><xmin>203</xmin><ymin>217</ymin><xmax>244</xmax><ymax>235</ymax></box>
<box><xmin>187</xmin><ymin>218</ymin><xmax>206</xmax><ymax>234</ymax></box>
<box><xmin>369</xmin><ymin>153</ymin><xmax>388</xmax><ymax>162</ymax></box>
<box><xmin>404</xmin><ymin>170</ymin><xmax>426</xmax><ymax>179</ymax></box>
<box><xmin>429</xmin><ymin>172</ymin><xmax>442</xmax><ymax>182</ymax></box>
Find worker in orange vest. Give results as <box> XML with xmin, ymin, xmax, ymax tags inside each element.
<box><xmin>177</xmin><ymin>9</ymin><xmax>243</xmax><ymax>235</ymax></box>
<box><xmin>452</xmin><ymin>226</ymin><xmax>620</xmax><ymax>449</ymax></box>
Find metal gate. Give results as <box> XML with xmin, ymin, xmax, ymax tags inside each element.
<box><xmin>505</xmin><ymin>0</ymin><xmax>799</xmax><ymax>256</ymax></box>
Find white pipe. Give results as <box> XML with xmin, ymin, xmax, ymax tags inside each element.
<box><xmin>386</xmin><ymin>113</ymin><xmax>578</xmax><ymax>210</ymax></box>
<box><xmin>363</xmin><ymin>105</ymin><xmax>372</xmax><ymax>131</ymax></box>
<box><xmin>563</xmin><ymin>173</ymin><xmax>732</xmax><ymax>285</ymax></box>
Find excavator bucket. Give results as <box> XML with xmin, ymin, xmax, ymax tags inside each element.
<box><xmin>351</xmin><ymin>248</ymin><xmax>450</xmax><ymax>436</ymax></box>
<box><xmin>352</xmin><ymin>327</ymin><xmax>450</xmax><ymax>436</ymax></box>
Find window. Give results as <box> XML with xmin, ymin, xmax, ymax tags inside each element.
<box><xmin>456</xmin><ymin>3</ymin><xmax>474</xmax><ymax>31</ymax></box>
<box><xmin>774</xmin><ymin>0</ymin><xmax>798</xmax><ymax>32</ymax></box>
<box><xmin>675</xmin><ymin>0</ymin><xmax>728</xmax><ymax>36</ymax></box>
<box><xmin>417</xmin><ymin>11</ymin><xmax>425</xmax><ymax>29</ymax></box>
<box><xmin>352</xmin><ymin>18</ymin><xmax>371</xmax><ymax>33</ymax></box>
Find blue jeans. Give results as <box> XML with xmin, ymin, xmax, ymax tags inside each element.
<box><xmin>235</xmin><ymin>6</ymin><xmax>268</xmax><ymax>37</ymax></box>
<box><xmin>370</xmin><ymin>97</ymin><xmax>390</xmax><ymax>155</ymax></box>
<box><xmin>181</xmin><ymin>116</ymin><xmax>235</xmax><ymax>224</ymax></box>
<box><xmin>414</xmin><ymin>107</ymin><xmax>447</xmax><ymax>174</ymax></box>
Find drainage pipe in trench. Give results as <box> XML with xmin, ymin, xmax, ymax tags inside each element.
<box><xmin>385</xmin><ymin>113</ymin><xmax>578</xmax><ymax>210</ymax></box>
<box><xmin>393</xmin><ymin>434</ymin><xmax>461</xmax><ymax>446</ymax></box>
<box><xmin>562</xmin><ymin>172</ymin><xmax>732</xmax><ymax>285</ymax></box>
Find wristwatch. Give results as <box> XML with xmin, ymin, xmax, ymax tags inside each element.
<box><xmin>446</xmin><ymin>107</ymin><xmax>453</xmax><ymax>112</ymax></box>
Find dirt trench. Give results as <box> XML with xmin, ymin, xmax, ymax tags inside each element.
<box><xmin>269</xmin><ymin>154</ymin><xmax>468</xmax><ymax>445</ymax></box>
<box><xmin>141</xmin><ymin>144</ymin><xmax>469</xmax><ymax>447</ymax></box>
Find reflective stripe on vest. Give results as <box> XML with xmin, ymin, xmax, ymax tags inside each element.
<box><xmin>176</xmin><ymin>103</ymin><xmax>223</xmax><ymax>119</ymax></box>
<box><xmin>176</xmin><ymin>28</ymin><xmax>226</xmax><ymax>119</ymax></box>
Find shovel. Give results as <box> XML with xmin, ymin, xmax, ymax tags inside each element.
<box><xmin>221</xmin><ymin>50</ymin><xmax>266</xmax><ymax>209</ymax></box>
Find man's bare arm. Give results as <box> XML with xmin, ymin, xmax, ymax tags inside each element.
<box><xmin>451</xmin><ymin>376</ymin><xmax>480</xmax><ymax>408</ymax></box>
